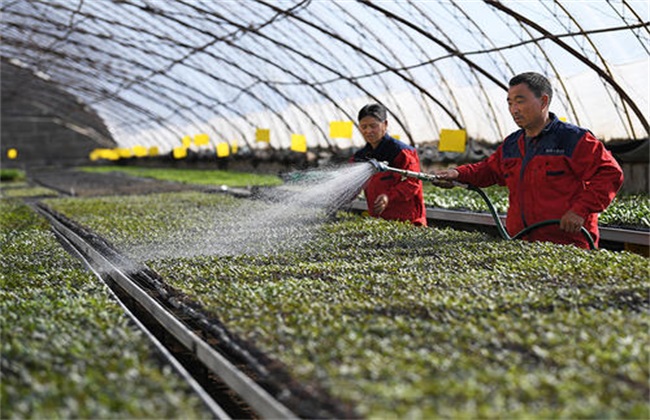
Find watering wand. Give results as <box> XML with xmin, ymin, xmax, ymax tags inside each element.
<box><xmin>366</xmin><ymin>159</ymin><xmax>596</xmax><ymax>249</ymax></box>
<box><xmin>367</xmin><ymin>159</ymin><xmax>466</xmax><ymax>187</ymax></box>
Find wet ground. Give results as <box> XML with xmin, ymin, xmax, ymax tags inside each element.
<box><xmin>28</xmin><ymin>167</ymin><xmax>206</xmax><ymax>197</ymax></box>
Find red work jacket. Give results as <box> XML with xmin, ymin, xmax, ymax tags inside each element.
<box><xmin>353</xmin><ymin>135</ymin><xmax>427</xmax><ymax>226</ymax></box>
<box><xmin>456</xmin><ymin>114</ymin><xmax>623</xmax><ymax>249</ymax></box>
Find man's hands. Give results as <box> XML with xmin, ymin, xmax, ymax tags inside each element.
<box><xmin>560</xmin><ymin>210</ymin><xmax>585</xmax><ymax>233</ymax></box>
<box><xmin>432</xmin><ymin>168</ymin><xmax>460</xmax><ymax>188</ymax></box>
<box><xmin>373</xmin><ymin>194</ymin><xmax>389</xmax><ymax>215</ymax></box>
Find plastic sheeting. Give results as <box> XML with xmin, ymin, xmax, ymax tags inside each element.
<box><xmin>1</xmin><ymin>0</ymin><xmax>648</xmax><ymax>152</ymax></box>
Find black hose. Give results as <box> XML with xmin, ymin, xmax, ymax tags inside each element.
<box><xmin>466</xmin><ymin>184</ymin><xmax>596</xmax><ymax>250</ymax></box>
<box><xmin>369</xmin><ymin>161</ymin><xmax>597</xmax><ymax>250</ymax></box>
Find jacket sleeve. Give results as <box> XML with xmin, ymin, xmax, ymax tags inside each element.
<box><xmin>455</xmin><ymin>145</ymin><xmax>506</xmax><ymax>187</ymax></box>
<box><xmin>385</xmin><ymin>150</ymin><xmax>423</xmax><ymax>203</ymax></box>
<box><xmin>568</xmin><ymin>133</ymin><xmax>624</xmax><ymax>218</ymax></box>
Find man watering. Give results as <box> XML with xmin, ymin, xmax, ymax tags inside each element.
<box><xmin>433</xmin><ymin>72</ymin><xmax>623</xmax><ymax>249</ymax></box>
<box><xmin>352</xmin><ymin>103</ymin><xmax>427</xmax><ymax>226</ymax></box>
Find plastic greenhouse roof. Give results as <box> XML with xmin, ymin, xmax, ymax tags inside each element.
<box><xmin>1</xmin><ymin>0</ymin><xmax>648</xmax><ymax>152</ymax></box>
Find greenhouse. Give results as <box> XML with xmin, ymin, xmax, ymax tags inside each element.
<box><xmin>1</xmin><ymin>1</ymin><xmax>649</xmax><ymax>418</ymax></box>
<box><xmin>2</xmin><ymin>1</ymin><xmax>648</xmax><ymax>153</ymax></box>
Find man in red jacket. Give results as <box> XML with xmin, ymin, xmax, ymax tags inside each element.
<box><xmin>352</xmin><ymin>103</ymin><xmax>427</xmax><ymax>226</ymax></box>
<box><xmin>434</xmin><ymin>72</ymin><xmax>623</xmax><ymax>249</ymax></box>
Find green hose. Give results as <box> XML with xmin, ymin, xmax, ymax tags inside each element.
<box><xmin>467</xmin><ymin>184</ymin><xmax>596</xmax><ymax>250</ymax></box>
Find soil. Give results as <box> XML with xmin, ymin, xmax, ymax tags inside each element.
<box><xmin>28</xmin><ymin>167</ymin><xmax>208</xmax><ymax>197</ymax></box>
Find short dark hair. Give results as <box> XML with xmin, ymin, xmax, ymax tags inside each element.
<box><xmin>358</xmin><ymin>103</ymin><xmax>387</xmax><ymax>122</ymax></box>
<box><xmin>509</xmin><ymin>72</ymin><xmax>553</xmax><ymax>103</ymax></box>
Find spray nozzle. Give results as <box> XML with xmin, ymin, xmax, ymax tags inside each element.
<box><xmin>366</xmin><ymin>158</ymin><xmax>465</xmax><ymax>186</ymax></box>
<box><xmin>368</xmin><ymin>159</ymin><xmax>390</xmax><ymax>172</ymax></box>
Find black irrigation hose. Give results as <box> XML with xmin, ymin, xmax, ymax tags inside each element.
<box><xmin>368</xmin><ymin>159</ymin><xmax>597</xmax><ymax>250</ymax></box>
<box><xmin>467</xmin><ymin>184</ymin><xmax>596</xmax><ymax>250</ymax></box>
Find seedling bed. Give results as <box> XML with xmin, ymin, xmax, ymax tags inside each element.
<box><xmin>1</xmin><ymin>198</ymin><xmax>212</xmax><ymax>418</ymax></box>
<box><xmin>43</xmin><ymin>191</ymin><xmax>650</xmax><ymax>418</ymax></box>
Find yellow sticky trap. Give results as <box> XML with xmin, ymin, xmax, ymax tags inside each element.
<box><xmin>92</xmin><ymin>148</ymin><xmax>118</xmax><ymax>161</ymax></box>
<box><xmin>256</xmin><ymin>128</ymin><xmax>270</xmax><ymax>143</ymax></box>
<box><xmin>230</xmin><ymin>140</ymin><xmax>239</xmax><ymax>154</ymax></box>
<box><xmin>173</xmin><ymin>146</ymin><xmax>187</xmax><ymax>159</ymax></box>
<box><xmin>216</xmin><ymin>142</ymin><xmax>230</xmax><ymax>158</ymax></box>
<box><xmin>291</xmin><ymin>134</ymin><xmax>307</xmax><ymax>153</ymax></box>
<box><xmin>148</xmin><ymin>146</ymin><xmax>159</xmax><ymax>157</ymax></box>
<box><xmin>7</xmin><ymin>148</ymin><xmax>18</xmax><ymax>159</ymax></box>
<box><xmin>132</xmin><ymin>145</ymin><xmax>148</xmax><ymax>157</ymax></box>
<box><xmin>194</xmin><ymin>133</ymin><xmax>209</xmax><ymax>146</ymax></box>
<box><xmin>181</xmin><ymin>135</ymin><xmax>192</xmax><ymax>148</ymax></box>
<box><xmin>116</xmin><ymin>148</ymin><xmax>133</xmax><ymax>159</ymax></box>
<box><xmin>102</xmin><ymin>149</ymin><xmax>119</xmax><ymax>161</ymax></box>
<box><xmin>438</xmin><ymin>129</ymin><xmax>467</xmax><ymax>153</ymax></box>
<box><xmin>330</xmin><ymin>121</ymin><xmax>353</xmax><ymax>139</ymax></box>
<box><xmin>90</xmin><ymin>148</ymin><xmax>107</xmax><ymax>161</ymax></box>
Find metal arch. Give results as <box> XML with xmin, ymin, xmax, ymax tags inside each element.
<box><xmin>174</xmin><ymin>1</ymin><xmax>335</xmax><ymax>150</ymax></box>
<box><xmin>82</xmin><ymin>17</ymin><xmax>277</xmax><ymax>150</ymax></box>
<box><xmin>407</xmin><ymin>1</ymin><xmax>504</xmax><ymax>141</ymax></box>
<box><xmin>103</xmin><ymin>0</ymin><xmax>251</xmax><ymax>98</ymax></box>
<box><xmin>358</xmin><ymin>0</ymin><xmax>507</xmax><ymax>92</ymax></box>
<box><xmin>548</xmin><ymin>0</ymin><xmax>637</xmax><ymax>139</ymax></box>
<box><xmin>138</xmin><ymin>0</ymin><xmax>341</xmax><ymax>150</ymax></box>
<box><xmin>4</xmin><ymin>1</ymin><xmax>301</xmax><ymax>150</ymax></box>
<box><xmin>1</xmin><ymin>5</ymin><xmax>242</xmax><ymax>147</ymax></box>
<box><xmin>211</xmin><ymin>0</ymin><xmax>422</xmax><ymax>148</ymax></box>
<box><xmin>8</xmin><ymin>0</ymin><xmax>299</xmax><ymax>149</ymax></box>
<box><xmin>228</xmin><ymin>2</ymin><xmax>361</xmax><ymax>149</ymax></box>
<box><xmin>481</xmin><ymin>2</ymin><xmax>582</xmax><ymax>130</ymax></box>
<box><xmin>257</xmin><ymin>0</ymin><xmax>463</xmax><ymax>145</ymax></box>
<box><xmin>485</xmin><ymin>0</ymin><xmax>650</xmax><ymax>137</ymax></box>
<box><xmin>444</xmin><ymin>1</ymin><xmax>515</xmax><ymax>140</ymax></box>
<box><xmin>245</xmin><ymin>0</ymin><xmax>434</xmax><ymax>146</ymax></box>
<box><xmin>356</xmin><ymin>0</ymin><xmax>507</xmax><ymax>141</ymax></box>
<box><xmin>212</xmin><ymin>0</ymin><xmax>350</xmax><ymax>150</ymax></box>
<box><xmin>254</xmin><ymin>0</ymin><xmax>418</xmax><ymax>146</ymax></box>
<box><xmin>91</xmin><ymin>0</ymin><xmax>287</xmax><ymax>139</ymax></box>
<box><xmin>122</xmin><ymin>0</ymin><xmax>334</xmax><ymax>149</ymax></box>
<box><xmin>1</xmin><ymin>14</ymin><xmax>243</xmax><ymax>149</ymax></box>
<box><xmin>616</xmin><ymin>0</ymin><xmax>650</xmax><ymax>54</ymax></box>
<box><xmin>214</xmin><ymin>0</ymin><xmax>453</xmax><ymax>149</ymax></box>
<box><xmin>386</xmin><ymin>3</ymin><xmax>447</xmax><ymax>141</ymax></box>
<box><xmin>2</xmin><ymin>0</ymin><xmax>647</xmax><ymax>151</ymax></box>
<box><xmin>239</xmin><ymin>1</ymin><xmax>426</xmax><ymax>149</ymax></box>
<box><xmin>311</xmin><ymin>2</ymin><xmax>420</xmax><ymax>145</ymax></box>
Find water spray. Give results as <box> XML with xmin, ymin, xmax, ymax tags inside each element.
<box><xmin>367</xmin><ymin>159</ymin><xmax>596</xmax><ymax>249</ymax></box>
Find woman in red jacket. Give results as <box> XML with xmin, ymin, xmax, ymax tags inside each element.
<box><xmin>352</xmin><ymin>103</ymin><xmax>427</xmax><ymax>226</ymax></box>
<box><xmin>434</xmin><ymin>72</ymin><xmax>623</xmax><ymax>249</ymax></box>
